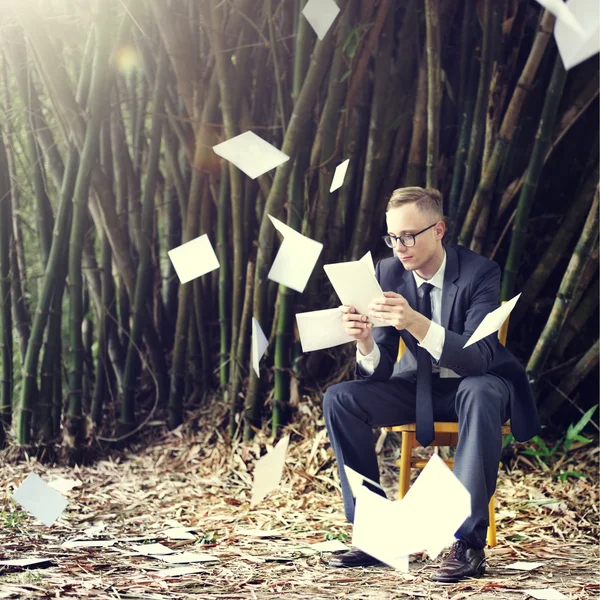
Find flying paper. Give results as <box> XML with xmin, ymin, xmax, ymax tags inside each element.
<box><xmin>11</xmin><ymin>473</ymin><xmax>68</xmax><ymax>527</ymax></box>
<box><xmin>554</xmin><ymin>0</ymin><xmax>599</xmax><ymax>69</ymax></box>
<box><xmin>302</xmin><ymin>0</ymin><xmax>341</xmax><ymax>40</ymax></box>
<box><xmin>168</xmin><ymin>234</ymin><xmax>219</xmax><ymax>284</ymax></box>
<box><xmin>463</xmin><ymin>293</ymin><xmax>521</xmax><ymax>348</ymax></box>
<box><xmin>344</xmin><ymin>465</ymin><xmax>385</xmax><ymax>498</ymax></box>
<box><xmin>324</xmin><ymin>261</ymin><xmax>387</xmax><ymax>326</ymax></box>
<box><xmin>296</xmin><ymin>308</ymin><xmax>353</xmax><ymax>353</ymax></box>
<box><xmin>330</xmin><ymin>159</ymin><xmax>350</xmax><ymax>192</ymax></box>
<box><xmin>250</xmin><ymin>435</ymin><xmax>290</xmax><ymax>507</ymax></box>
<box><xmin>267</xmin><ymin>215</ymin><xmax>323</xmax><ymax>293</ymax></box>
<box><xmin>535</xmin><ymin>0</ymin><xmax>585</xmax><ymax>35</ymax></box>
<box><xmin>251</xmin><ymin>317</ymin><xmax>268</xmax><ymax>376</ymax></box>
<box><xmin>213</xmin><ymin>131</ymin><xmax>289</xmax><ymax>179</ymax></box>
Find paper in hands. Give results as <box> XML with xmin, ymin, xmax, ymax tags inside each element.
<box><xmin>267</xmin><ymin>216</ymin><xmax>323</xmax><ymax>293</ymax></box>
<box><xmin>168</xmin><ymin>235</ymin><xmax>220</xmax><ymax>284</ymax></box>
<box><xmin>554</xmin><ymin>0</ymin><xmax>599</xmax><ymax>69</ymax></box>
<box><xmin>212</xmin><ymin>131</ymin><xmax>289</xmax><ymax>179</ymax></box>
<box><xmin>296</xmin><ymin>309</ymin><xmax>353</xmax><ymax>353</ymax></box>
<box><xmin>324</xmin><ymin>261</ymin><xmax>387</xmax><ymax>327</ymax></box>
<box><xmin>463</xmin><ymin>294</ymin><xmax>521</xmax><ymax>348</ymax></box>
<box><xmin>359</xmin><ymin>250</ymin><xmax>375</xmax><ymax>275</ymax></box>
<box><xmin>302</xmin><ymin>0</ymin><xmax>340</xmax><ymax>40</ymax></box>
<box><xmin>251</xmin><ymin>318</ymin><xmax>268</xmax><ymax>376</ymax></box>
<box><xmin>12</xmin><ymin>473</ymin><xmax>69</xmax><ymax>526</ymax></box>
<box><xmin>329</xmin><ymin>159</ymin><xmax>350</xmax><ymax>192</ymax></box>
<box><xmin>250</xmin><ymin>435</ymin><xmax>290</xmax><ymax>507</ymax></box>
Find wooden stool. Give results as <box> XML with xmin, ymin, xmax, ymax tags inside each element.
<box><xmin>385</xmin><ymin>305</ymin><xmax>512</xmax><ymax>547</ymax></box>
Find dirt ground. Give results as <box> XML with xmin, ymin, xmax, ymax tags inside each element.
<box><xmin>1</xmin><ymin>404</ymin><xmax>598</xmax><ymax>599</ymax></box>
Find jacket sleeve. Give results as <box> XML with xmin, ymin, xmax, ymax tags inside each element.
<box><xmin>354</xmin><ymin>260</ymin><xmax>400</xmax><ymax>382</ymax></box>
<box><xmin>438</xmin><ymin>261</ymin><xmax>501</xmax><ymax>376</ymax></box>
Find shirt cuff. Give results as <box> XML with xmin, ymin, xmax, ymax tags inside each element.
<box><xmin>356</xmin><ymin>342</ymin><xmax>381</xmax><ymax>375</ymax></box>
<box><xmin>418</xmin><ymin>321</ymin><xmax>445</xmax><ymax>361</ymax></box>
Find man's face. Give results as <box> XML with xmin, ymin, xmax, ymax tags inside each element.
<box><xmin>385</xmin><ymin>204</ymin><xmax>445</xmax><ymax>273</ymax></box>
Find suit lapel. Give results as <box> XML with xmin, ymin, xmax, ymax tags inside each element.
<box><xmin>441</xmin><ymin>244</ymin><xmax>459</xmax><ymax>330</ymax></box>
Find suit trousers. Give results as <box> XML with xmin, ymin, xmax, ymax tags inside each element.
<box><xmin>323</xmin><ymin>374</ymin><xmax>510</xmax><ymax>549</ymax></box>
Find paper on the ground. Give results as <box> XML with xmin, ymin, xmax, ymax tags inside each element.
<box><xmin>11</xmin><ymin>473</ymin><xmax>69</xmax><ymax>527</ymax></box>
<box><xmin>535</xmin><ymin>0</ymin><xmax>585</xmax><ymax>34</ymax></box>
<box><xmin>525</xmin><ymin>590</ymin><xmax>568</xmax><ymax>600</ymax></box>
<box><xmin>463</xmin><ymin>293</ymin><xmax>521</xmax><ymax>348</ymax></box>
<box><xmin>296</xmin><ymin>308</ymin><xmax>353</xmax><ymax>353</ymax></box>
<box><xmin>267</xmin><ymin>215</ymin><xmax>323</xmax><ymax>293</ymax></box>
<box><xmin>168</xmin><ymin>234</ymin><xmax>219</xmax><ymax>284</ymax></box>
<box><xmin>132</xmin><ymin>543</ymin><xmax>175</xmax><ymax>556</ymax></box>
<box><xmin>352</xmin><ymin>486</ymin><xmax>409</xmax><ymax>571</ymax></box>
<box><xmin>62</xmin><ymin>539</ymin><xmax>117</xmax><ymax>548</ymax></box>
<box><xmin>0</xmin><ymin>558</ymin><xmax>54</xmax><ymax>568</ymax></box>
<box><xmin>213</xmin><ymin>131</ymin><xmax>289</xmax><ymax>179</ymax></box>
<box><xmin>505</xmin><ymin>561</ymin><xmax>544</xmax><ymax>571</ymax></box>
<box><xmin>163</xmin><ymin>527</ymin><xmax>197</xmax><ymax>540</ymax></box>
<box><xmin>158</xmin><ymin>552</ymin><xmax>219</xmax><ymax>564</ymax></box>
<box><xmin>251</xmin><ymin>317</ymin><xmax>269</xmax><ymax>376</ymax></box>
<box><xmin>47</xmin><ymin>478</ymin><xmax>82</xmax><ymax>494</ymax></box>
<box><xmin>359</xmin><ymin>251</ymin><xmax>376</xmax><ymax>275</ymax></box>
<box><xmin>155</xmin><ymin>566</ymin><xmax>206</xmax><ymax>577</ymax></box>
<box><xmin>344</xmin><ymin>465</ymin><xmax>385</xmax><ymax>498</ymax></box>
<box><xmin>302</xmin><ymin>0</ymin><xmax>340</xmax><ymax>40</ymax></box>
<box><xmin>554</xmin><ymin>0</ymin><xmax>599</xmax><ymax>69</ymax></box>
<box><xmin>250</xmin><ymin>435</ymin><xmax>290</xmax><ymax>507</ymax></box>
<box><xmin>309</xmin><ymin>540</ymin><xmax>349</xmax><ymax>552</ymax></box>
<box><xmin>330</xmin><ymin>158</ymin><xmax>350</xmax><ymax>192</ymax></box>
<box><xmin>324</xmin><ymin>261</ymin><xmax>387</xmax><ymax>326</ymax></box>
<box><xmin>399</xmin><ymin>454</ymin><xmax>471</xmax><ymax>559</ymax></box>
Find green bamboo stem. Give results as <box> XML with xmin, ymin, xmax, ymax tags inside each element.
<box><xmin>404</xmin><ymin>58</ymin><xmax>427</xmax><ymax>187</ymax></box>
<box><xmin>501</xmin><ymin>56</ymin><xmax>568</xmax><ymax>301</ymax></box>
<box><xmin>217</xmin><ymin>164</ymin><xmax>231</xmax><ymax>387</ymax></box>
<box><xmin>527</xmin><ymin>187</ymin><xmax>599</xmax><ymax>383</ymax></box>
<box><xmin>424</xmin><ymin>0</ymin><xmax>441</xmax><ymax>189</ymax></box>
<box><xmin>458</xmin><ymin>10</ymin><xmax>556</xmax><ymax>247</ymax></box>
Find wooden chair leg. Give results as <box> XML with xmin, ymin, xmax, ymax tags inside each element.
<box><xmin>398</xmin><ymin>431</ymin><xmax>415</xmax><ymax>500</ymax></box>
<box><xmin>487</xmin><ymin>493</ymin><xmax>497</xmax><ymax>547</ymax></box>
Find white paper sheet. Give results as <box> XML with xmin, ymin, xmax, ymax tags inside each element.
<box><xmin>296</xmin><ymin>308</ymin><xmax>353</xmax><ymax>353</ymax></box>
<box><xmin>250</xmin><ymin>435</ymin><xmax>290</xmax><ymax>507</ymax></box>
<box><xmin>359</xmin><ymin>251</ymin><xmax>376</xmax><ymax>275</ymax></box>
<box><xmin>505</xmin><ymin>561</ymin><xmax>545</xmax><ymax>571</ymax></box>
<box><xmin>11</xmin><ymin>473</ymin><xmax>68</xmax><ymax>527</ymax></box>
<box><xmin>0</xmin><ymin>558</ymin><xmax>53</xmax><ymax>568</ymax></box>
<box><xmin>47</xmin><ymin>478</ymin><xmax>82</xmax><ymax>494</ymax></box>
<box><xmin>344</xmin><ymin>465</ymin><xmax>385</xmax><ymax>498</ymax></box>
<box><xmin>535</xmin><ymin>0</ymin><xmax>585</xmax><ymax>34</ymax></box>
<box><xmin>267</xmin><ymin>215</ymin><xmax>323</xmax><ymax>293</ymax></box>
<box><xmin>132</xmin><ymin>543</ymin><xmax>175</xmax><ymax>556</ymax></box>
<box><xmin>525</xmin><ymin>589</ymin><xmax>568</xmax><ymax>600</ymax></box>
<box><xmin>352</xmin><ymin>487</ymin><xmax>410</xmax><ymax>571</ymax></box>
<box><xmin>163</xmin><ymin>527</ymin><xmax>197</xmax><ymax>540</ymax></box>
<box><xmin>323</xmin><ymin>261</ymin><xmax>387</xmax><ymax>326</ymax></box>
<box><xmin>155</xmin><ymin>566</ymin><xmax>206</xmax><ymax>577</ymax></box>
<box><xmin>168</xmin><ymin>234</ymin><xmax>220</xmax><ymax>284</ymax></box>
<box><xmin>212</xmin><ymin>131</ymin><xmax>290</xmax><ymax>179</ymax></box>
<box><xmin>302</xmin><ymin>0</ymin><xmax>341</xmax><ymax>40</ymax></box>
<box><xmin>554</xmin><ymin>0</ymin><xmax>599</xmax><ymax>69</ymax></box>
<box><xmin>251</xmin><ymin>317</ymin><xmax>269</xmax><ymax>376</ymax></box>
<box><xmin>158</xmin><ymin>552</ymin><xmax>219</xmax><ymax>564</ymax></box>
<box><xmin>62</xmin><ymin>540</ymin><xmax>117</xmax><ymax>548</ymax></box>
<box><xmin>463</xmin><ymin>293</ymin><xmax>521</xmax><ymax>348</ymax></box>
<box><xmin>330</xmin><ymin>158</ymin><xmax>350</xmax><ymax>192</ymax></box>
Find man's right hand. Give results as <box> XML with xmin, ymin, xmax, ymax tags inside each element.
<box><xmin>340</xmin><ymin>305</ymin><xmax>374</xmax><ymax>355</ymax></box>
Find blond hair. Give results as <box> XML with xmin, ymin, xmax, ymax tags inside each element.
<box><xmin>387</xmin><ymin>187</ymin><xmax>443</xmax><ymax>219</ymax></box>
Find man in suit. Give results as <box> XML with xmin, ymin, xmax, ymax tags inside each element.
<box><xmin>323</xmin><ymin>187</ymin><xmax>540</xmax><ymax>582</ymax></box>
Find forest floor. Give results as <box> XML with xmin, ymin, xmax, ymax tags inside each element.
<box><xmin>1</xmin><ymin>397</ymin><xmax>598</xmax><ymax>600</ymax></box>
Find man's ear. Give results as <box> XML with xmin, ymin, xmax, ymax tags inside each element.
<box><xmin>436</xmin><ymin>219</ymin><xmax>446</xmax><ymax>239</ymax></box>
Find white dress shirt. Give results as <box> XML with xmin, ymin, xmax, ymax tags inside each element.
<box><xmin>357</xmin><ymin>251</ymin><xmax>460</xmax><ymax>378</ymax></box>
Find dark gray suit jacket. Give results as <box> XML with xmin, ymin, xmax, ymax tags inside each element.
<box><xmin>360</xmin><ymin>243</ymin><xmax>540</xmax><ymax>442</ymax></box>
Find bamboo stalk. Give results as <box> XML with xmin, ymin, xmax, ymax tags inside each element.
<box><xmin>217</xmin><ymin>164</ymin><xmax>231</xmax><ymax>387</ymax></box>
<box><xmin>527</xmin><ymin>186</ymin><xmax>599</xmax><ymax>383</ymax></box>
<box><xmin>424</xmin><ymin>0</ymin><xmax>441</xmax><ymax>189</ymax></box>
<box><xmin>404</xmin><ymin>58</ymin><xmax>427</xmax><ymax>187</ymax></box>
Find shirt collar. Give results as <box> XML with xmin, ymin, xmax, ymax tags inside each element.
<box><xmin>413</xmin><ymin>250</ymin><xmax>446</xmax><ymax>290</ymax></box>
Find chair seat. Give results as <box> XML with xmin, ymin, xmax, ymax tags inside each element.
<box><xmin>385</xmin><ymin>421</ymin><xmax>511</xmax><ymax>434</ymax></box>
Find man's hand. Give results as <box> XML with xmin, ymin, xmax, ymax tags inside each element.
<box><xmin>368</xmin><ymin>291</ymin><xmax>417</xmax><ymax>331</ymax></box>
<box><xmin>340</xmin><ymin>305</ymin><xmax>374</xmax><ymax>355</ymax></box>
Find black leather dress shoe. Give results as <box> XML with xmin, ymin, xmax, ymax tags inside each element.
<box><xmin>329</xmin><ymin>547</ymin><xmax>382</xmax><ymax>568</ymax></box>
<box><xmin>432</xmin><ymin>539</ymin><xmax>486</xmax><ymax>583</ymax></box>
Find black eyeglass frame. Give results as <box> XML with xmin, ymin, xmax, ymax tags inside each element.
<box><xmin>382</xmin><ymin>222</ymin><xmax>439</xmax><ymax>249</ymax></box>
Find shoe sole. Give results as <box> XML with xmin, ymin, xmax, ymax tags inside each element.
<box><xmin>432</xmin><ymin>561</ymin><xmax>486</xmax><ymax>583</ymax></box>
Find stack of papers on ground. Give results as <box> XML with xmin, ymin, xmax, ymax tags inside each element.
<box><xmin>168</xmin><ymin>234</ymin><xmax>219</xmax><ymax>284</ymax></box>
<box><xmin>250</xmin><ymin>435</ymin><xmax>290</xmax><ymax>507</ymax></box>
<box><xmin>267</xmin><ymin>216</ymin><xmax>323</xmax><ymax>293</ymax></box>
<box><xmin>213</xmin><ymin>131</ymin><xmax>289</xmax><ymax>179</ymax></box>
<box><xmin>11</xmin><ymin>473</ymin><xmax>69</xmax><ymax>527</ymax></box>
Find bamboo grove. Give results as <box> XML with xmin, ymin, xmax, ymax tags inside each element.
<box><xmin>0</xmin><ymin>0</ymin><xmax>597</xmax><ymax>453</ymax></box>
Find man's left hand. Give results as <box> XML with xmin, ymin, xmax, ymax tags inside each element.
<box><xmin>368</xmin><ymin>291</ymin><xmax>416</xmax><ymax>330</ymax></box>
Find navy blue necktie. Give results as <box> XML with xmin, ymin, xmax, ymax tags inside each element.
<box><xmin>416</xmin><ymin>283</ymin><xmax>434</xmax><ymax>447</ymax></box>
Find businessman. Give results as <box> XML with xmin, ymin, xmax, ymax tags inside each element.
<box><xmin>323</xmin><ymin>187</ymin><xmax>540</xmax><ymax>582</ymax></box>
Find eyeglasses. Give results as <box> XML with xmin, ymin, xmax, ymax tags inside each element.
<box><xmin>382</xmin><ymin>222</ymin><xmax>438</xmax><ymax>248</ymax></box>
